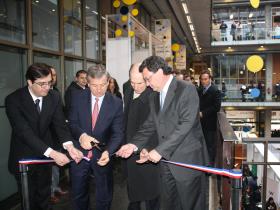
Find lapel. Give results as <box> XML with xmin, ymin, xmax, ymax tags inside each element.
<box><xmin>161</xmin><ymin>77</ymin><xmax>177</xmax><ymax>113</ymax></box>
<box><xmin>154</xmin><ymin>92</ymin><xmax>160</xmax><ymax>115</ymax></box>
<box><xmin>22</xmin><ymin>87</ymin><xmax>40</xmax><ymax>119</ymax></box>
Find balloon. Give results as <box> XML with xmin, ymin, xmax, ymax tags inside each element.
<box><xmin>131</xmin><ymin>8</ymin><xmax>139</xmax><ymax>16</ymax></box>
<box><xmin>246</xmin><ymin>55</ymin><xmax>264</xmax><ymax>73</ymax></box>
<box><xmin>122</xmin><ymin>0</ymin><xmax>137</xmax><ymax>5</ymax></box>
<box><xmin>121</xmin><ymin>15</ymin><xmax>128</xmax><ymax>22</ymax></box>
<box><xmin>250</xmin><ymin>0</ymin><xmax>260</xmax><ymax>9</ymax></box>
<box><xmin>251</xmin><ymin>88</ymin><xmax>260</xmax><ymax>98</ymax></box>
<box><xmin>129</xmin><ymin>31</ymin><xmax>135</xmax><ymax>37</ymax></box>
<box><xmin>171</xmin><ymin>43</ymin><xmax>180</xmax><ymax>52</ymax></box>
<box><xmin>113</xmin><ymin>0</ymin><xmax>120</xmax><ymax>8</ymax></box>
<box><xmin>115</xmin><ymin>29</ymin><xmax>122</xmax><ymax>37</ymax></box>
<box><xmin>120</xmin><ymin>6</ymin><xmax>129</xmax><ymax>15</ymax></box>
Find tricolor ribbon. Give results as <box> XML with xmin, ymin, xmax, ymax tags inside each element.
<box><xmin>19</xmin><ymin>156</ymin><xmax>90</xmax><ymax>165</ymax></box>
<box><xmin>161</xmin><ymin>160</ymin><xmax>242</xmax><ymax>179</ymax></box>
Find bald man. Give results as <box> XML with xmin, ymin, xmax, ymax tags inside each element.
<box><xmin>123</xmin><ymin>64</ymin><xmax>160</xmax><ymax>210</ymax></box>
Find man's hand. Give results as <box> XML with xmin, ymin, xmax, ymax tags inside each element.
<box><xmin>148</xmin><ymin>149</ymin><xmax>162</xmax><ymax>163</ymax></box>
<box><xmin>65</xmin><ymin>144</ymin><xmax>83</xmax><ymax>163</ymax></box>
<box><xmin>136</xmin><ymin>148</ymin><xmax>149</xmax><ymax>164</ymax></box>
<box><xmin>49</xmin><ymin>150</ymin><xmax>70</xmax><ymax>166</ymax></box>
<box><xmin>97</xmin><ymin>151</ymin><xmax>110</xmax><ymax>166</ymax></box>
<box><xmin>79</xmin><ymin>133</ymin><xmax>99</xmax><ymax>150</ymax></box>
<box><xmin>116</xmin><ymin>143</ymin><xmax>137</xmax><ymax>158</ymax></box>
<box><xmin>199</xmin><ymin>112</ymin><xmax>203</xmax><ymax>118</ymax></box>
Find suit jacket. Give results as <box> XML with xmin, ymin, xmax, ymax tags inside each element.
<box><xmin>198</xmin><ymin>84</ymin><xmax>221</xmax><ymax>131</ymax></box>
<box><xmin>131</xmin><ymin>78</ymin><xmax>209</xmax><ymax>181</ymax></box>
<box><xmin>5</xmin><ymin>86</ymin><xmax>73</xmax><ymax>174</ymax></box>
<box><xmin>68</xmin><ymin>89</ymin><xmax>124</xmax><ymax>157</ymax></box>
<box><xmin>124</xmin><ymin>87</ymin><xmax>160</xmax><ymax>202</ymax></box>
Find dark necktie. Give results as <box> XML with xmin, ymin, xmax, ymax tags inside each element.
<box><xmin>35</xmin><ymin>99</ymin><xmax>41</xmax><ymax>113</ymax></box>
<box><xmin>203</xmin><ymin>87</ymin><xmax>207</xmax><ymax>95</ymax></box>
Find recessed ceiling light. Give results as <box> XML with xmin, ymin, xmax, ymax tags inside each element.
<box><xmin>228</xmin><ymin>47</ymin><xmax>231</xmax><ymax>49</ymax></box>
<box><xmin>51</xmin><ymin>9</ymin><xmax>55</xmax><ymax>12</ymax></box>
<box><xmin>182</xmin><ymin>3</ymin><xmax>188</xmax><ymax>14</ymax></box>
<box><xmin>230</xmin><ymin>14</ymin><xmax>234</xmax><ymax>19</ymax></box>
<box><xmin>35</xmin><ymin>0</ymin><xmax>39</xmax><ymax>3</ymax></box>
<box><xmin>249</xmin><ymin>13</ymin><xmax>253</xmax><ymax>18</ymax></box>
<box><xmin>260</xmin><ymin>45</ymin><xmax>264</xmax><ymax>48</ymax></box>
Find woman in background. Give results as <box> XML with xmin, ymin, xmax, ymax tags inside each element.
<box><xmin>108</xmin><ymin>77</ymin><xmax>122</xmax><ymax>99</ymax></box>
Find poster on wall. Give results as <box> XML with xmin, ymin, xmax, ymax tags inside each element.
<box><xmin>174</xmin><ymin>45</ymin><xmax>186</xmax><ymax>71</ymax></box>
<box><xmin>154</xmin><ymin>19</ymin><xmax>172</xmax><ymax>66</ymax></box>
<box><xmin>272</xmin><ymin>7</ymin><xmax>280</xmax><ymax>39</ymax></box>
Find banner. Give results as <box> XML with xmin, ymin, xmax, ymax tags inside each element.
<box><xmin>174</xmin><ymin>45</ymin><xmax>186</xmax><ymax>70</ymax></box>
<box><xmin>154</xmin><ymin>19</ymin><xmax>172</xmax><ymax>66</ymax></box>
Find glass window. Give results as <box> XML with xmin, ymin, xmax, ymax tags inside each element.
<box><xmin>85</xmin><ymin>0</ymin><xmax>99</xmax><ymax>60</ymax></box>
<box><xmin>32</xmin><ymin>0</ymin><xmax>59</xmax><ymax>51</ymax></box>
<box><xmin>65</xmin><ymin>58</ymin><xmax>83</xmax><ymax>88</ymax></box>
<box><xmin>33</xmin><ymin>52</ymin><xmax>61</xmax><ymax>91</ymax></box>
<box><xmin>0</xmin><ymin>0</ymin><xmax>26</xmax><ymax>44</ymax></box>
<box><xmin>0</xmin><ymin>45</ymin><xmax>26</xmax><ymax>106</ymax></box>
<box><xmin>87</xmin><ymin>62</ymin><xmax>96</xmax><ymax>69</ymax></box>
<box><xmin>64</xmin><ymin>0</ymin><xmax>82</xmax><ymax>56</ymax></box>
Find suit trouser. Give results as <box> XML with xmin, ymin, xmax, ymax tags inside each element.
<box><xmin>70</xmin><ymin>159</ymin><xmax>113</xmax><ymax>210</ymax></box>
<box><xmin>160</xmin><ymin>163</ymin><xmax>207</xmax><ymax>210</ymax></box>
<box><xmin>128</xmin><ymin>196</ymin><xmax>160</xmax><ymax>210</ymax></box>
<box><xmin>15</xmin><ymin>164</ymin><xmax>52</xmax><ymax>210</ymax></box>
<box><xmin>203</xmin><ymin>130</ymin><xmax>217</xmax><ymax>166</ymax></box>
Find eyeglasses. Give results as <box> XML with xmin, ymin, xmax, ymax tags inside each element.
<box><xmin>144</xmin><ymin>73</ymin><xmax>155</xmax><ymax>83</ymax></box>
<box><xmin>33</xmin><ymin>81</ymin><xmax>52</xmax><ymax>88</ymax></box>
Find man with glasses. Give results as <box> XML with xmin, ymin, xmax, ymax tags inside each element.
<box><xmin>68</xmin><ymin>64</ymin><xmax>124</xmax><ymax>210</ymax></box>
<box><xmin>117</xmin><ymin>56</ymin><xmax>208</xmax><ymax>210</ymax></box>
<box><xmin>5</xmin><ymin>63</ymin><xmax>83</xmax><ymax>210</ymax></box>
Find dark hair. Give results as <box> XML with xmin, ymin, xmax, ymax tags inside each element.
<box><xmin>108</xmin><ymin>77</ymin><xmax>120</xmax><ymax>94</ymax></box>
<box><xmin>76</xmin><ymin>70</ymin><xmax>88</xmax><ymax>77</ymax></box>
<box><xmin>25</xmin><ymin>63</ymin><xmax>51</xmax><ymax>82</ymax></box>
<box><xmin>139</xmin><ymin>56</ymin><xmax>172</xmax><ymax>75</ymax></box>
<box><xmin>199</xmin><ymin>70</ymin><xmax>212</xmax><ymax>79</ymax></box>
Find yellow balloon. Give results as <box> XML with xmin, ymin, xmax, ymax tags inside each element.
<box><xmin>250</xmin><ymin>0</ymin><xmax>260</xmax><ymax>9</ymax></box>
<box><xmin>171</xmin><ymin>43</ymin><xmax>180</xmax><ymax>52</ymax></box>
<box><xmin>131</xmin><ymin>8</ymin><xmax>139</xmax><ymax>16</ymax></box>
<box><xmin>115</xmin><ymin>29</ymin><xmax>122</xmax><ymax>37</ymax></box>
<box><xmin>122</xmin><ymin>0</ymin><xmax>137</xmax><ymax>5</ymax></box>
<box><xmin>121</xmin><ymin>15</ymin><xmax>128</xmax><ymax>22</ymax></box>
<box><xmin>246</xmin><ymin>55</ymin><xmax>264</xmax><ymax>73</ymax></box>
<box><xmin>113</xmin><ymin>0</ymin><xmax>121</xmax><ymax>8</ymax></box>
<box><xmin>129</xmin><ymin>31</ymin><xmax>135</xmax><ymax>37</ymax></box>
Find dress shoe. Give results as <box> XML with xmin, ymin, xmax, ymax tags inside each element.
<box><xmin>50</xmin><ymin>195</ymin><xmax>60</xmax><ymax>204</ymax></box>
<box><xmin>56</xmin><ymin>189</ymin><xmax>69</xmax><ymax>196</ymax></box>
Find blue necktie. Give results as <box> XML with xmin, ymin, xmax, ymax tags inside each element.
<box><xmin>35</xmin><ymin>99</ymin><xmax>41</xmax><ymax>113</ymax></box>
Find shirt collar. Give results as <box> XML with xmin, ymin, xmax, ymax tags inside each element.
<box><xmin>28</xmin><ymin>87</ymin><xmax>43</xmax><ymax>102</ymax></box>
<box><xmin>203</xmin><ymin>83</ymin><xmax>212</xmax><ymax>91</ymax></box>
<box><xmin>161</xmin><ymin>75</ymin><xmax>173</xmax><ymax>95</ymax></box>
<box><xmin>91</xmin><ymin>93</ymin><xmax>105</xmax><ymax>103</ymax></box>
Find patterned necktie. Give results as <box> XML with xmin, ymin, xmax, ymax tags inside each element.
<box><xmin>88</xmin><ymin>97</ymin><xmax>99</xmax><ymax>159</ymax></box>
<box><xmin>35</xmin><ymin>99</ymin><xmax>40</xmax><ymax>113</ymax></box>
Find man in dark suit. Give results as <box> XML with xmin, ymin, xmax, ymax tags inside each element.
<box><xmin>64</xmin><ymin>69</ymin><xmax>88</xmax><ymax>117</ymax></box>
<box><xmin>124</xmin><ymin>63</ymin><xmax>160</xmax><ymax>210</ymax></box>
<box><xmin>198</xmin><ymin>70</ymin><xmax>221</xmax><ymax>166</ymax></box>
<box><xmin>68</xmin><ymin>64</ymin><xmax>124</xmax><ymax>210</ymax></box>
<box><xmin>5</xmin><ymin>63</ymin><xmax>83</xmax><ymax>210</ymax></box>
<box><xmin>117</xmin><ymin>56</ymin><xmax>208</xmax><ymax>210</ymax></box>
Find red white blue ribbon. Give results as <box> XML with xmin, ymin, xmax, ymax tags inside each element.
<box><xmin>161</xmin><ymin>160</ymin><xmax>242</xmax><ymax>179</ymax></box>
<box><xmin>19</xmin><ymin>156</ymin><xmax>90</xmax><ymax>165</ymax></box>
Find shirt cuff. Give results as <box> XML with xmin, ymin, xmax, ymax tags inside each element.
<box><xmin>44</xmin><ymin>147</ymin><xmax>53</xmax><ymax>157</ymax></box>
<box><xmin>63</xmin><ymin>141</ymin><xmax>73</xmax><ymax>150</ymax></box>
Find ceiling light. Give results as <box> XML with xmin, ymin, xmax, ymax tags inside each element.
<box><xmin>228</xmin><ymin>47</ymin><xmax>231</xmax><ymax>49</ymax></box>
<box><xmin>260</xmin><ymin>45</ymin><xmax>264</xmax><ymax>48</ymax></box>
<box><xmin>35</xmin><ymin>0</ymin><xmax>39</xmax><ymax>3</ymax></box>
<box><xmin>186</xmin><ymin>15</ymin><xmax>192</xmax><ymax>24</ymax></box>
<box><xmin>86</xmin><ymin>5</ymin><xmax>90</xmax><ymax>9</ymax></box>
<box><xmin>182</xmin><ymin>3</ymin><xmax>189</xmax><ymax>14</ymax></box>
<box><xmin>230</xmin><ymin>14</ymin><xmax>234</xmax><ymax>19</ymax></box>
<box><xmin>190</xmin><ymin>24</ymin><xmax>194</xmax><ymax>31</ymax></box>
<box><xmin>92</xmin><ymin>10</ymin><xmax>98</xmax><ymax>15</ymax></box>
<box><xmin>263</xmin><ymin>68</ymin><xmax>266</xmax><ymax>71</ymax></box>
<box><xmin>51</xmin><ymin>9</ymin><xmax>56</xmax><ymax>12</ymax></box>
<box><xmin>249</xmin><ymin>13</ymin><xmax>253</xmax><ymax>18</ymax></box>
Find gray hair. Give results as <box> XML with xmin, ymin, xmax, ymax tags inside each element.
<box><xmin>87</xmin><ymin>64</ymin><xmax>110</xmax><ymax>79</ymax></box>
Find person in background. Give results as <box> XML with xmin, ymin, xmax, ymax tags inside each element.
<box><xmin>230</xmin><ymin>21</ymin><xmax>237</xmax><ymax>41</ymax></box>
<box><xmin>266</xmin><ymin>197</ymin><xmax>277</xmax><ymax>210</ymax></box>
<box><xmin>236</xmin><ymin>21</ymin><xmax>242</xmax><ymax>40</ymax></box>
<box><xmin>124</xmin><ymin>63</ymin><xmax>160</xmax><ymax>210</ymax></box>
<box><xmin>107</xmin><ymin>77</ymin><xmax>122</xmax><ymax>99</ymax></box>
<box><xmin>176</xmin><ymin>73</ymin><xmax>184</xmax><ymax>80</ymax></box>
<box><xmin>64</xmin><ymin>70</ymin><xmax>88</xmax><ymax>117</ymax></box>
<box><xmin>5</xmin><ymin>63</ymin><xmax>83</xmax><ymax>210</ymax></box>
<box><xmin>220</xmin><ymin>21</ymin><xmax>228</xmax><ymax>41</ymax></box>
<box><xmin>198</xmin><ymin>70</ymin><xmax>221</xmax><ymax>166</ymax></box>
<box><xmin>184</xmin><ymin>75</ymin><xmax>191</xmax><ymax>82</ymax></box>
